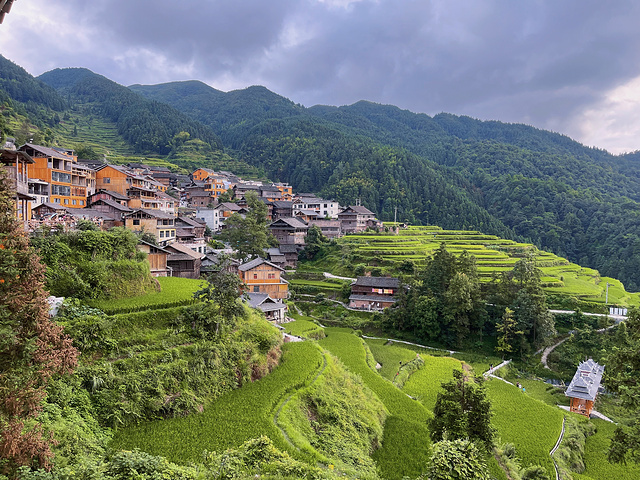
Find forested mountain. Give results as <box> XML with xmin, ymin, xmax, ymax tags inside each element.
<box><xmin>129</xmin><ymin>82</ymin><xmax>305</xmax><ymax>147</ymax></box>
<box><xmin>2</xmin><ymin>54</ymin><xmax>640</xmax><ymax>290</ymax></box>
<box><xmin>129</xmin><ymin>80</ymin><xmax>640</xmax><ymax>291</ymax></box>
<box><xmin>38</xmin><ymin>68</ymin><xmax>223</xmax><ymax>155</ymax></box>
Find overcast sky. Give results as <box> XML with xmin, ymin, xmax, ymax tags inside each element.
<box><xmin>2</xmin><ymin>0</ymin><xmax>640</xmax><ymax>154</ymax></box>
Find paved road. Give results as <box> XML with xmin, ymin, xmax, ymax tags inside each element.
<box><xmin>549</xmin><ymin>309</ymin><xmax>627</xmax><ymax>323</ymax></box>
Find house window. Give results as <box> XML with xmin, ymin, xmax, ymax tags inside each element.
<box><xmin>103</xmin><ymin>178</ymin><xmax>111</xmax><ymax>184</ymax></box>
<box><xmin>268</xmin><ymin>273</ymin><xmax>275</xmax><ymax>279</ymax></box>
<box><xmin>80</xmin><ymin>200</ymin><xmax>84</xmax><ymax>206</ymax></box>
<box><xmin>133</xmin><ymin>219</ymin><xmax>140</xmax><ymax>226</ymax></box>
<box><xmin>64</xmin><ymin>199</ymin><xmax>69</xmax><ymax>205</ymax></box>
<box><xmin>254</xmin><ymin>274</ymin><xmax>258</xmax><ymax>279</ymax></box>
<box><xmin>54</xmin><ymin>198</ymin><xmax>60</xmax><ymax>203</ymax></box>
<box><xmin>72</xmin><ymin>200</ymin><xmax>77</xmax><ymax>205</ymax></box>
<box><xmin>253</xmin><ymin>286</ymin><xmax>260</xmax><ymax>292</ymax></box>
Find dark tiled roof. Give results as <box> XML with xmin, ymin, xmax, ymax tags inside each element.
<box><xmin>353</xmin><ymin>276</ymin><xmax>400</xmax><ymax>288</ymax></box>
<box><xmin>340</xmin><ymin>205</ymin><xmax>375</xmax><ymax>215</ymax></box>
<box><xmin>93</xmin><ymin>198</ymin><xmax>131</xmax><ymax>212</ymax></box>
<box><xmin>21</xmin><ymin>143</ymin><xmax>73</xmax><ymax>161</ymax></box>
<box><xmin>95</xmin><ymin>189</ymin><xmax>129</xmax><ymax>200</ymax></box>
<box><xmin>269</xmin><ymin>217</ymin><xmax>309</xmax><ymax>229</ymax></box>
<box><xmin>565</xmin><ymin>359</ymin><xmax>604</xmax><ymax>401</ymax></box>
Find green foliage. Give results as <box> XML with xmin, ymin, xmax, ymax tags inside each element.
<box><xmin>551</xmin><ymin>415</ymin><xmax>595</xmax><ymax>478</ymax></box>
<box><xmin>430</xmin><ymin>370</ymin><xmax>495</xmax><ymax>450</ymax></box>
<box><xmin>87</xmin><ymin>276</ymin><xmax>201</xmax><ymax>314</ymax></box>
<box><xmin>384</xmin><ymin>245</ymin><xmax>485</xmax><ymax>348</ymax></box>
<box><xmin>279</xmin><ymin>354</ymin><xmax>387</xmax><ymax>477</ymax></box>
<box><xmin>319</xmin><ymin>328</ymin><xmax>432</xmax><ymax>479</ymax></box>
<box><xmin>424</xmin><ymin>438</ymin><xmax>490</xmax><ymax>480</ymax></box>
<box><xmin>218</xmin><ymin>191</ymin><xmax>276</xmax><ymax>260</ymax></box>
<box><xmin>38</xmin><ymin>67</ymin><xmax>222</xmax><ymax>155</ymax></box>
<box><xmin>31</xmin><ymin>227</ymin><xmax>156</xmax><ymax>300</ymax></box>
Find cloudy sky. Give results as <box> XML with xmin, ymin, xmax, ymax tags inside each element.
<box><xmin>2</xmin><ymin>0</ymin><xmax>640</xmax><ymax>154</ymax></box>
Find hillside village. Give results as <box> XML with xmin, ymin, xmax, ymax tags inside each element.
<box><xmin>2</xmin><ymin>139</ymin><xmax>399</xmax><ymax>320</ymax></box>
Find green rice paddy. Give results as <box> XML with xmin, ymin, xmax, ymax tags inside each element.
<box><xmin>308</xmin><ymin>226</ymin><xmax>640</xmax><ymax>307</ymax></box>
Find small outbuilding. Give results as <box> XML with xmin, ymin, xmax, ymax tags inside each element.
<box><xmin>564</xmin><ymin>359</ymin><xmax>605</xmax><ymax>417</ymax></box>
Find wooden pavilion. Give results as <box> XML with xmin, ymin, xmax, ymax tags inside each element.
<box><xmin>564</xmin><ymin>359</ymin><xmax>605</xmax><ymax>417</ymax></box>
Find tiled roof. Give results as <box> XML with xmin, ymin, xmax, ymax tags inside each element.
<box><xmin>269</xmin><ymin>217</ymin><xmax>309</xmax><ymax>229</ymax></box>
<box><xmin>238</xmin><ymin>257</ymin><xmax>284</xmax><ymax>272</ymax></box>
<box><xmin>340</xmin><ymin>205</ymin><xmax>375</xmax><ymax>215</ymax></box>
<box><xmin>565</xmin><ymin>359</ymin><xmax>605</xmax><ymax>401</ymax></box>
<box><xmin>21</xmin><ymin>143</ymin><xmax>73</xmax><ymax>161</ymax></box>
<box><xmin>353</xmin><ymin>276</ymin><xmax>400</xmax><ymax>288</ymax></box>
<box><xmin>93</xmin><ymin>198</ymin><xmax>131</xmax><ymax>211</ymax></box>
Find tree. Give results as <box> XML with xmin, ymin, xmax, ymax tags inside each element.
<box><xmin>300</xmin><ymin>225</ymin><xmax>328</xmax><ymax>260</ymax></box>
<box><xmin>218</xmin><ymin>191</ymin><xmax>276</xmax><ymax>260</ymax></box>
<box><xmin>429</xmin><ymin>369</ymin><xmax>494</xmax><ymax>450</ymax></box>
<box><xmin>495</xmin><ymin>307</ymin><xmax>523</xmax><ymax>359</ymax></box>
<box><xmin>488</xmin><ymin>256</ymin><xmax>555</xmax><ymax>354</ymax></box>
<box><xmin>606</xmin><ymin>309</ymin><xmax>640</xmax><ymax>464</ymax></box>
<box><xmin>0</xmin><ymin>171</ymin><xmax>78</xmax><ymax>475</ymax></box>
<box><xmin>426</xmin><ymin>438</ymin><xmax>490</xmax><ymax>480</ymax></box>
<box><xmin>190</xmin><ymin>259</ymin><xmax>246</xmax><ymax>337</ymax></box>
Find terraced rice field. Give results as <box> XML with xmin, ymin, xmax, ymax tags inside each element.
<box><xmin>110</xmin><ymin>341</ymin><xmax>325</xmax><ymax>464</ymax></box>
<box><xmin>337</xmin><ymin>226</ymin><xmax>640</xmax><ymax>306</ymax></box>
<box><xmin>319</xmin><ymin>328</ymin><xmax>433</xmax><ymax>480</ymax></box>
<box><xmin>487</xmin><ymin>379</ymin><xmax>564</xmax><ymax>478</ymax></box>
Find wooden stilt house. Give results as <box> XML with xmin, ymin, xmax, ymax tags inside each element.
<box><xmin>564</xmin><ymin>359</ymin><xmax>604</xmax><ymax>417</ymax></box>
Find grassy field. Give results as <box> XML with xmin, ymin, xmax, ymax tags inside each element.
<box><xmin>486</xmin><ymin>379</ymin><xmax>564</xmax><ymax>478</ymax></box>
<box><xmin>111</xmin><ymin>341</ymin><xmax>324</xmax><ymax>464</ymax></box>
<box><xmin>402</xmin><ymin>355</ymin><xmax>464</xmax><ymax>411</ymax></box>
<box><xmin>88</xmin><ymin>276</ymin><xmax>203</xmax><ymax>313</ymax></box>
<box><xmin>319</xmin><ymin>328</ymin><xmax>433</xmax><ymax>480</ymax></box>
<box><xmin>283</xmin><ymin>314</ymin><xmax>326</xmax><ymax>339</ymax></box>
<box><xmin>573</xmin><ymin>419</ymin><xmax>640</xmax><ymax>480</ymax></box>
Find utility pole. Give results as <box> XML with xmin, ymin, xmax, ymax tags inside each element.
<box><xmin>394</xmin><ymin>206</ymin><xmax>397</xmax><ymax>225</ymax></box>
<box><xmin>605</xmin><ymin>282</ymin><xmax>611</xmax><ymax>304</ymax></box>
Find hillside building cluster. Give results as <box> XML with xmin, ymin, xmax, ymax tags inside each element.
<box><xmin>1</xmin><ymin>140</ymin><xmax>392</xmax><ymax>321</ymax></box>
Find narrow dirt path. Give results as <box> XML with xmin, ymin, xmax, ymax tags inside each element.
<box><xmin>541</xmin><ymin>336</ymin><xmax>570</xmax><ymax>369</ymax></box>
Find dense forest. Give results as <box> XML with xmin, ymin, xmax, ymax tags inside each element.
<box><xmin>3</xmin><ymin>53</ymin><xmax>640</xmax><ymax>289</ymax></box>
<box><xmin>37</xmin><ymin>67</ymin><xmax>223</xmax><ymax>155</ymax></box>
<box><xmin>131</xmin><ymin>79</ymin><xmax>640</xmax><ymax>291</ymax></box>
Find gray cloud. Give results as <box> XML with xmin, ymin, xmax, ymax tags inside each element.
<box><xmin>2</xmin><ymin>0</ymin><xmax>640</xmax><ymax>152</ymax></box>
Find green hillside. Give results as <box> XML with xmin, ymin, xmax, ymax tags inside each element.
<box><xmin>298</xmin><ymin>225</ymin><xmax>640</xmax><ymax>309</ymax></box>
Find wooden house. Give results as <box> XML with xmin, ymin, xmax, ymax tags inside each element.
<box><xmin>136</xmin><ymin>240</ymin><xmax>169</xmax><ymax>277</ymax></box>
<box><xmin>268</xmin><ymin>217</ymin><xmax>309</xmax><ymax>245</ymax></box>
<box><xmin>1</xmin><ymin>147</ymin><xmax>35</xmax><ymax>223</ymax></box>
<box><xmin>245</xmin><ymin>292</ymin><xmax>288</xmax><ymax>323</ymax></box>
<box><xmin>338</xmin><ymin>205</ymin><xmax>378</xmax><ymax>233</ymax></box>
<box><xmin>238</xmin><ymin>257</ymin><xmax>288</xmax><ymax>300</ymax></box>
<box><xmin>20</xmin><ymin>143</ymin><xmax>90</xmax><ymax>208</ymax></box>
<box><xmin>565</xmin><ymin>359</ymin><xmax>605</xmax><ymax>417</ymax></box>
<box><xmin>349</xmin><ymin>276</ymin><xmax>400</xmax><ymax>310</ymax></box>
<box><xmin>309</xmin><ymin>219</ymin><xmax>342</xmax><ymax>239</ymax></box>
<box><xmin>271</xmin><ymin>201</ymin><xmax>294</xmax><ymax>220</ymax></box>
<box><xmin>165</xmin><ymin>242</ymin><xmax>204</xmax><ymax>279</ymax></box>
<box><xmin>123</xmin><ymin>209</ymin><xmax>176</xmax><ymax>245</ymax></box>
